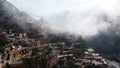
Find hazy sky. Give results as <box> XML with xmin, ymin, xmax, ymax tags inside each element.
<box><xmin>7</xmin><ymin>0</ymin><xmax>120</xmax><ymax>37</ymax></box>
<box><xmin>7</xmin><ymin>0</ymin><xmax>120</xmax><ymax>16</ymax></box>
<box><xmin>7</xmin><ymin>0</ymin><xmax>83</xmax><ymax>17</ymax></box>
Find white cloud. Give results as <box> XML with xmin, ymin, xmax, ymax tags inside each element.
<box><xmin>7</xmin><ymin>0</ymin><xmax>120</xmax><ymax>37</ymax></box>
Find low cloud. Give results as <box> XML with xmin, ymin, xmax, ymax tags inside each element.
<box><xmin>46</xmin><ymin>0</ymin><xmax>120</xmax><ymax>37</ymax></box>
<box><xmin>7</xmin><ymin>0</ymin><xmax>120</xmax><ymax>38</ymax></box>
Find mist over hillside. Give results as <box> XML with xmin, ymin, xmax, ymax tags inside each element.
<box><xmin>0</xmin><ymin>0</ymin><xmax>87</xmax><ymax>44</ymax></box>
<box><xmin>86</xmin><ymin>25</ymin><xmax>120</xmax><ymax>54</ymax></box>
<box><xmin>2</xmin><ymin>0</ymin><xmax>120</xmax><ymax>62</ymax></box>
<box><xmin>0</xmin><ymin>0</ymin><xmax>55</xmax><ymax>37</ymax></box>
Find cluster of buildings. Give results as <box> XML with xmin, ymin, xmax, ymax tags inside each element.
<box><xmin>0</xmin><ymin>30</ymin><xmax>29</xmax><ymax>52</ymax></box>
<box><xmin>80</xmin><ymin>48</ymin><xmax>108</xmax><ymax>67</ymax></box>
<box><xmin>0</xmin><ymin>30</ymin><xmax>58</xmax><ymax>68</ymax></box>
<box><xmin>57</xmin><ymin>47</ymin><xmax>106</xmax><ymax>68</ymax></box>
<box><xmin>0</xmin><ymin>29</ymin><xmax>119</xmax><ymax>68</ymax></box>
<box><xmin>52</xmin><ymin>43</ymin><xmax>116</xmax><ymax>68</ymax></box>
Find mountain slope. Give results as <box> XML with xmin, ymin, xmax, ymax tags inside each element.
<box><xmin>86</xmin><ymin>26</ymin><xmax>120</xmax><ymax>62</ymax></box>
